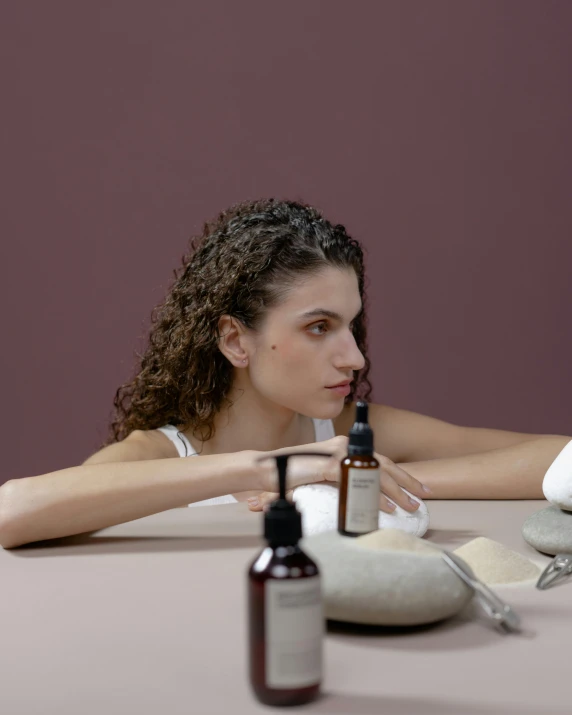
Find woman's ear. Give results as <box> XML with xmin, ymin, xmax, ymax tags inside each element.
<box><xmin>217</xmin><ymin>315</ymin><xmax>250</xmax><ymax>367</ymax></box>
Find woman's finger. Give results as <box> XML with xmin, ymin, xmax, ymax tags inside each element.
<box><xmin>247</xmin><ymin>492</ymin><xmax>276</xmax><ymax>511</ymax></box>
<box><xmin>378</xmin><ymin>493</ymin><xmax>398</xmax><ymax>514</ymax></box>
<box><xmin>378</xmin><ymin>470</ymin><xmax>422</xmax><ymax>512</ymax></box>
<box><xmin>247</xmin><ymin>490</ymin><xmax>293</xmax><ymax>512</ymax></box>
<box><xmin>376</xmin><ymin>455</ymin><xmax>431</xmax><ymax>500</ymax></box>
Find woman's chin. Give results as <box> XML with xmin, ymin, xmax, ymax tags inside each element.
<box><xmin>303</xmin><ymin>399</ymin><xmax>346</xmax><ymax>421</ymax></box>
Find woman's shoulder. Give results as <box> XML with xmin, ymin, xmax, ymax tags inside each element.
<box><xmin>83</xmin><ymin>428</ymin><xmax>179</xmax><ymax>465</ymax></box>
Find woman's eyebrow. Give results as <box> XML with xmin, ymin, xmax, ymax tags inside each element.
<box><xmin>299</xmin><ymin>307</ymin><xmax>362</xmax><ymax>322</ymax></box>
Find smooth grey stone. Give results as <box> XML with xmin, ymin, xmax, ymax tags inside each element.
<box><xmin>302</xmin><ymin>530</ymin><xmax>473</xmax><ymax>626</ymax></box>
<box><xmin>522</xmin><ymin>506</ymin><xmax>572</xmax><ymax>556</ymax></box>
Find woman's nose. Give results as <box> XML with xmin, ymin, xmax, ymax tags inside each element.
<box><xmin>337</xmin><ymin>332</ymin><xmax>365</xmax><ymax>372</ymax></box>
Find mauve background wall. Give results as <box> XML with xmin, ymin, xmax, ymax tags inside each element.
<box><xmin>1</xmin><ymin>1</ymin><xmax>571</xmax><ymax>485</ymax></box>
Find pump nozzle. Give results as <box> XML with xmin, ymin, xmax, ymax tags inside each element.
<box><xmin>256</xmin><ymin>452</ymin><xmax>333</xmax><ymax>545</ymax></box>
<box><xmin>273</xmin><ymin>455</ymin><xmax>290</xmax><ymax>502</ymax></box>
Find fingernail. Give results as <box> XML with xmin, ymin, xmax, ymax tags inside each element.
<box><xmin>247</xmin><ymin>497</ymin><xmax>259</xmax><ymax>507</ymax></box>
<box><xmin>408</xmin><ymin>497</ymin><xmax>419</xmax><ymax>508</ymax></box>
<box><xmin>387</xmin><ymin>501</ymin><xmax>396</xmax><ymax>511</ymax></box>
<box><xmin>422</xmin><ymin>485</ymin><xmax>432</xmax><ymax>494</ymax></box>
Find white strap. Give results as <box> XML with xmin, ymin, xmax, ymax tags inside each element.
<box><xmin>312</xmin><ymin>418</ymin><xmax>335</xmax><ymax>441</ymax></box>
<box><xmin>155</xmin><ymin>425</ymin><xmax>194</xmax><ymax>458</ymax></box>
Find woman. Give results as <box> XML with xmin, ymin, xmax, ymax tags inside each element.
<box><xmin>0</xmin><ymin>199</ymin><xmax>568</xmax><ymax>549</ymax></box>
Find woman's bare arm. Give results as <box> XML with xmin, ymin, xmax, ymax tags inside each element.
<box><xmin>334</xmin><ymin>403</ymin><xmax>571</xmax><ymax>499</ymax></box>
<box><xmin>0</xmin><ymin>431</ymin><xmax>262</xmax><ymax>549</ymax></box>
<box><xmin>398</xmin><ymin>435</ymin><xmax>570</xmax><ymax>499</ymax></box>
<box><xmin>334</xmin><ymin>402</ymin><xmax>557</xmax><ymax>463</ymax></box>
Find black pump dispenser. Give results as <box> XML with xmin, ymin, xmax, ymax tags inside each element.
<box><xmin>348</xmin><ymin>401</ymin><xmax>374</xmax><ymax>456</ymax></box>
<box><xmin>249</xmin><ymin>451</ymin><xmax>332</xmax><ymax>706</ymax></box>
<box><xmin>259</xmin><ymin>452</ymin><xmax>333</xmax><ymax>546</ymax></box>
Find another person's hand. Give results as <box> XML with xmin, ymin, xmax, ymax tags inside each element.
<box><xmin>249</xmin><ymin>435</ymin><xmax>430</xmax><ymax>513</ymax></box>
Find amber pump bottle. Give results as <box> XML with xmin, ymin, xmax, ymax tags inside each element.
<box><xmin>248</xmin><ymin>451</ymin><xmax>331</xmax><ymax>707</ymax></box>
<box><xmin>338</xmin><ymin>401</ymin><xmax>380</xmax><ymax>536</ymax></box>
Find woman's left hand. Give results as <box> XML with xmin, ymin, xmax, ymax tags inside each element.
<box><xmin>246</xmin><ymin>452</ymin><xmax>430</xmax><ymax>513</ymax></box>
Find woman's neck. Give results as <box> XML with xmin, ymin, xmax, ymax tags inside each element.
<box><xmin>183</xmin><ymin>387</ymin><xmax>315</xmax><ymax>456</ymax></box>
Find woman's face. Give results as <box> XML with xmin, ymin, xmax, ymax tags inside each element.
<box><xmin>246</xmin><ymin>266</ymin><xmax>366</xmax><ymax>419</ymax></box>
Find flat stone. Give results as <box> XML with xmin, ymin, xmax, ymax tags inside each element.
<box><xmin>522</xmin><ymin>506</ymin><xmax>572</xmax><ymax>556</ymax></box>
<box><xmin>302</xmin><ymin>530</ymin><xmax>473</xmax><ymax>626</ymax></box>
<box><xmin>292</xmin><ymin>483</ymin><xmax>429</xmax><ymax>538</ymax></box>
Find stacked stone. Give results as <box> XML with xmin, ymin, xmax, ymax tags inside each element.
<box><xmin>523</xmin><ymin>441</ymin><xmax>572</xmax><ymax>555</ymax></box>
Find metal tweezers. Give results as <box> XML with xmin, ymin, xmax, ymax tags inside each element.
<box><xmin>441</xmin><ymin>550</ymin><xmax>522</xmax><ymax>633</ymax></box>
<box><xmin>536</xmin><ymin>553</ymin><xmax>572</xmax><ymax>590</ymax></box>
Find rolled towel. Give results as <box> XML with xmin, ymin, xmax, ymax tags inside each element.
<box><xmin>542</xmin><ymin>439</ymin><xmax>572</xmax><ymax>511</ymax></box>
<box><xmin>292</xmin><ymin>483</ymin><xmax>430</xmax><ymax>538</ymax></box>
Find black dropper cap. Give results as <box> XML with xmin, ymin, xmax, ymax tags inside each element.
<box><xmin>258</xmin><ymin>452</ymin><xmax>333</xmax><ymax>547</ymax></box>
<box><xmin>348</xmin><ymin>401</ymin><xmax>374</xmax><ymax>456</ymax></box>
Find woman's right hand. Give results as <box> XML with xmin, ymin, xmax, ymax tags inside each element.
<box><xmin>256</xmin><ymin>435</ymin><xmax>349</xmax><ymax>492</ymax></box>
<box><xmin>250</xmin><ymin>435</ymin><xmax>430</xmax><ymax>513</ymax></box>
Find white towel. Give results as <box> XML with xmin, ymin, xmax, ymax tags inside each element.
<box><xmin>292</xmin><ymin>483</ymin><xmax>430</xmax><ymax>538</ymax></box>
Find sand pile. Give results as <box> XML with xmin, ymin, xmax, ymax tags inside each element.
<box><xmin>454</xmin><ymin>537</ymin><xmax>541</xmax><ymax>585</ymax></box>
<box><xmin>351</xmin><ymin>529</ymin><xmax>540</xmax><ymax>586</ymax></box>
<box><xmin>355</xmin><ymin>528</ymin><xmax>439</xmax><ymax>555</ymax></box>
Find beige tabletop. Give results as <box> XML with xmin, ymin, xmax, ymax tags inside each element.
<box><xmin>2</xmin><ymin>499</ymin><xmax>570</xmax><ymax>715</ymax></box>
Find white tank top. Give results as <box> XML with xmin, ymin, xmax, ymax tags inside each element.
<box><xmin>156</xmin><ymin>418</ymin><xmax>336</xmax><ymax>507</ymax></box>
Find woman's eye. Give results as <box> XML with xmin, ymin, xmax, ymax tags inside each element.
<box><xmin>309</xmin><ymin>322</ymin><xmax>328</xmax><ymax>335</ymax></box>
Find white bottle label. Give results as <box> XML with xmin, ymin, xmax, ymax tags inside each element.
<box><xmin>345</xmin><ymin>467</ymin><xmax>380</xmax><ymax>533</ymax></box>
<box><xmin>265</xmin><ymin>576</ymin><xmax>322</xmax><ymax>688</ymax></box>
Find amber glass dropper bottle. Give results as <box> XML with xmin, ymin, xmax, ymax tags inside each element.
<box><xmin>338</xmin><ymin>401</ymin><xmax>380</xmax><ymax>536</ymax></box>
<box><xmin>248</xmin><ymin>451</ymin><xmax>331</xmax><ymax>707</ymax></box>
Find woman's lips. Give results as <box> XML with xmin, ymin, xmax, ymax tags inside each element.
<box><xmin>326</xmin><ymin>383</ymin><xmax>351</xmax><ymax>396</ymax></box>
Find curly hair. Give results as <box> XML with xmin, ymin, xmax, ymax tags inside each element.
<box><xmin>109</xmin><ymin>198</ymin><xmax>372</xmax><ymax>444</ymax></box>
